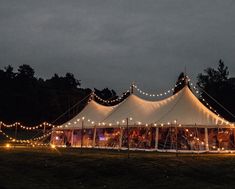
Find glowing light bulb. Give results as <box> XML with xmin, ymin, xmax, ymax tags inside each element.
<box><xmin>5</xmin><ymin>143</ymin><xmax>11</xmax><ymax>148</ymax></box>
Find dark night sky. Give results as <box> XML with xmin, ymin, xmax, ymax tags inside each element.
<box><xmin>0</xmin><ymin>0</ymin><xmax>235</xmax><ymax>94</ymax></box>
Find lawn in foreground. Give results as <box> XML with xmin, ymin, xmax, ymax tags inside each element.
<box><xmin>0</xmin><ymin>147</ymin><xmax>235</xmax><ymax>189</ymax></box>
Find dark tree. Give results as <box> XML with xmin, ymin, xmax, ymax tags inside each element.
<box><xmin>65</xmin><ymin>73</ymin><xmax>81</xmax><ymax>88</ymax></box>
<box><xmin>197</xmin><ymin>59</ymin><xmax>229</xmax><ymax>89</ymax></box>
<box><xmin>197</xmin><ymin>60</ymin><xmax>235</xmax><ymax>121</ymax></box>
<box><xmin>0</xmin><ymin>64</ymin><xmax>92</xmax><ymax>125</ymax></box>
<box><xmin>17</xmin><ymin>64</ymin><xmax>35</xmax><ymax>79</ymax></box>
<box><xmin>4</xmin><ymin>65</ymin><xmax>15</xmax><ymax>79</ymax></box>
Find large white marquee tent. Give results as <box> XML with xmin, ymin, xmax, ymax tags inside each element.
<box><xmin>51</xmin><ymin>85</ymin><xmax>234</xmax><ymax>152</ymax></box>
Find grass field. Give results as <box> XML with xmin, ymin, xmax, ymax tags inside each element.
<box><xmin>1</xmin><ymin>147</ymin><xmax>235</xmax><ymax>189</ymax></box>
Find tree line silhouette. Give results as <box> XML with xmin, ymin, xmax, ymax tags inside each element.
<box><xmin>0</xmin><ymin>60</ymin><xmax>234</xmax><ymax>126</ymax></box>
<box><xmin>0</xmin><ymin>65</ymin><xmax>121</xmax><ymax>125</ymax></box>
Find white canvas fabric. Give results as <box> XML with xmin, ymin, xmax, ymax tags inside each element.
<box><xmin>149</xmin><ymin>86</ymin><xmax>226</xmax><ymax>126</ymax></box>
<box><xmin>58</xmin><ymin>86</ymin><xmax>230</xmax><ymax>129</ymax></box>
<box><xmin>60</xmin><ymin>100</ymin><xmax>115</xmax><ymax>129</ymax></box>
<box><xmin>103</xmin><ymin>86</ymin><xmax>226</xmax><ymax>127</ymax></box>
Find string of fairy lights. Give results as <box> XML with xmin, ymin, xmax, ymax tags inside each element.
<box><xmin>92</xmin><ymin>89</ymin><xmax>130</xmax><ymax>104</ymax></box>
<box><xmin>133</xmin><ymin>83</ymin><xmax>176</xmax><ymax>97</ymax></box>
<box><xmin>0</xmin><ymin>121</ymin><xmax>56</xmax><ymax>130</ymax></box>
<box><xmin>58</xmin><ymin>116</ymin><xmax>182</xmax><ymax>129</ymax></box>
<box><xmin>189</xmin><ymin>81</ymin><xmax>221</xmax><ymax>117</ymax></box>
<box><xmin>0</xmin><ymin>129</ymin><xmax>51</xmax><ymax>146</ymax></box>
<box><xmin>0</xmin><ymin>75</ymin><xmax>234</xmax><ymax>149</ymax></box>
<box><xmin>0</xmin><ymin>121</ymin><xmax>54</xmax><ymax>146</ymax></box>
<box><xmin>132</xmin><ymin>77</ymin><xmax>187</xmax><ymax>98</ymax></box>
<box><xmin>58</xmin><ymin>113</ymin><xmax>233</xmax><ymax>130</ymax></box>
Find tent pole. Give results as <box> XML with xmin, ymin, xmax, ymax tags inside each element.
<box><xmin>126</xmin><ymin>118</ymin><xmax>130</xmax><ymax>158</ymax></box>
<box><xmin>155</xmin><ymin>126</ymin><xmax>159</xmax><ymax>150</ymax></box>
<box><xmin>119</xmin><ymin>126</ymin><xmax>123</xmax><ymax>149</ymax></box>
<box><xmin>93</xmin><ymin>126</ymin><xmax>96</xmax><ymax>148</ymax></box>
<box><xmin>63</xmin><ymin>130</ymin><xmax>65</xmax><ymax>146</ymax></box>
<box><xmin>51</xmin><ymin>131</ymin><xmax>54</xmax><ymax>145</ymax></box>
<box><xmin>233</xmin><ymin>128</ymin><xmax>235</xmax><ymax>148</ymax></box>
<box><xmin>81</xmin><ymin>120</ymin><xmax>84</xmax><ymax>153</ymax></box>
<box><xmin>43</xmin><ymin>124</ymin><xmax>46</xmax><ymax>134</ymax></box>
<box><xmin>15</xmin><ymin>124</ymin><xmax>18</xmax><ymax>140</ymax></box>
<box><xmin>205</xmin><ymin>127</ymin><xmax>209</xmax><ymax>151</ymax></box>
<box><xmin>170</xmin><ymin>125</ymin><xmax>173</xmax><ymax>149</ymax></box>
<box><xmin>163</xmin><ymin>128</ymin><xmax>170</xmax><ymax>149</ymax></box>
<box><xmin>71</xmin><ymin>128</ymin><xmax>74</xmax><ymax>147</ymax></box>
<box><xmin>131</xmin><ymin>82</ymin><xmax>134</xmax><ymax>94</ymax></box>
<box><xmin>175</xmin><ymin>124</ymin><xmax>178</xmax><ymax>156</ymax></box>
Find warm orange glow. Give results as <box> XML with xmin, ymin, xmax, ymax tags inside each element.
<box><xmin>5</xmin><ymin>143</ymin><xmax>11</xmax><ymax>148</ymax></box>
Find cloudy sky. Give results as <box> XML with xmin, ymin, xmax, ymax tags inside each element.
<box><xmin>0</xmin><ymin>0</ymin><xmax>235</xmax><ymax>93</ymax></box>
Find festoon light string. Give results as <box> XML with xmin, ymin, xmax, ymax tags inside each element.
<box><xmin>0</xmin><ymin>129</ymin><xmax>52</xmax><ymax>146</ymax></box>
<box><xmin>0</xmin><ymin>121</ymin><xmax>56</xmax><ymax>146</ymax></box>
<box><xmin>132</xmin><ymin>77</ymin><xmax>186</xmax><ymax>98</ymax></box>
<box><xmin>93</xmin><ymin>89</ymin><xmax>130</xmax><ymax>104</ymax></box>
<box><xmin>0</xmin><ymin>121</ymin><xmax>56</xmax><ymax>130</ymax></box>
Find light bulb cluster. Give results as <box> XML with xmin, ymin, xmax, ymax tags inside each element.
<box><xmin>93</xmin><ymin>90</ymin><xmax>130</xmax><ymax>104</ymax></box>
<box><xmin>133</xmin><ymin>77</ymin><xmax>187</xmax><ymax>98</ymax></box>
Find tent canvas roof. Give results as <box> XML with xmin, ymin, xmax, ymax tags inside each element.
<box><xmin>61</xmin><ymin>100</ymin><xmax>115</xmax><ymax>128</ymax></box>
<box><xmin>59</xmin><ymin>86</ymin><xmax>230</xmax><ymax>129</ymax></box>
<box><xmin>103</xmin><ymin>87</ymin><xmax>225</xmax><ymax>127</ymax></box>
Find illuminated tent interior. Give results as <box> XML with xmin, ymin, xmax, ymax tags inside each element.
<box><xmin>51</xmin><ymin>85</ymin><xmax>235</xmax><ymax>152</ymax></box>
